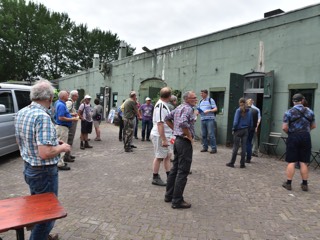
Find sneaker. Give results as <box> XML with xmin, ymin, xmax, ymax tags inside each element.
<box><xmin>94</xmin><ymin>138</ymin><xmax>102</xmax><ymax>141</ymax></box>
<box><xmin>70</xmin><ymin>155</ymin><xmax>76</xmax><ymax>159</ymax></box>
<box><xmin>240</xmin><ymin>165</ymin><xmax>246</xmax><ymax>168</ymax></box>
<box><xmin>152</xmin><ymin>176</ymin><xmax>166</xmax><ymax>186</ymax></box>
<box><xmin>172</xmin><ymin>200</ymin><xmax>191</xmax><ymax>209</ymax></box>
<box><xmin>64</xmin><ymin>156</ymin><xmax>75</xmax><ymax>163</ymax></box>
<box><xmin>200</xmin><ymin>149</ymin><xmax>208</xmax><ymax>152</ymax></box>
<box><xmin>245</xmin><ymin>159</ymin><xmax>251</xmax><ymax>163</ymax></box>
<box><xmin>58</xmin><ymin>165</ymin><xmax>71</xmax><ymax>171</ymax></box>
<box><xmin>210</xmin><ymin>149</ymin><xmax>217</xmax><ymax>154</ymax></box>
<box><xmin>125</xmin><ymin>148</ymin><xmax>133</xmax><ymax>152</ymax></box>
<box><xmin>282</xmin><ymin>182</ymin><xmax>292</xmax><ymax>190</ymax></box>
<box><xmin>164</xmin><ymin>197</ymin><xmax>172</xmax><ymax>202</ymax></box>
<box><xmin>131</xmin><ymin>145</ymin><xmax>137</xmax><ymax>148</ymax></box>
<box><xmin>226</xmin><ymin>163</ymin><xmax>234</xmax><ymax>168</ymax></box>
<box><xmin>301</xmin><ymin>183</ymin><xmax>308</xmax><ymax>191</ymax></box>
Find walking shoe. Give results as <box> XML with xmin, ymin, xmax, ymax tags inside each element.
<box><xmin>200</xmin><ymin>149</ymin><xmax>208</xmax><ymax>152</ymax></box>
<box><xmin>84</xmin><ymin>141</ymin><xmax>93</xmax><ymax>148</ymax></box>
<box><xmin>64</xmin><ymin>156</ymin><xmax>75</xmax><ymax>162</ymax></box>
<box><xmin>146</xmin><ymin>139</ymin><xmax>151</xmax><ymax>141</ymax></box>
<box><xmin>301</xmin><ymin>183</ymin><xmax>308</xmax><ymax>191</ymax></box>
<box><xmin>252</xmin><ymin>153</ymin><xmax>259</xmax><ymax>157</ymax></box>
<box><xmin>131</xmin><ymin>145</ymin><xmax>137</xmax><ymax>148</ymax></box>
<box><xmin>172</xmin><ymin>200</ymin><xmax>191</xmax><ymax>209</ymax></box>
<box><xmin>69</xmin><ymin>155</ymin><xmax>76</xmax><ymax>159</ymax></box>
<box><xmin>152</xmin><ymin>175</ymin><xmax>166</xmax><ymax>186</ymax></box>
<box><xmin>164</xmin><ymin>197</ymin><xmax>172</xmax><ymax>202</ymax></box>
<box><xmin>226</xmin><ymin>163</ymin><xmax>234</xmax><ymax>168</ymax></box>
<box><xmin>125</xmin><ymin>148</ymin><xmax>133</xmax><ymax>152</ymax></box>
<box><xmin>94</xmin><ymin>138</ymin><xmax>101</xmax><ymax>141</ymax></box>
<box><xmin>134</xmin><ymin>137</ymin><xmax>139</xmax><ymax>139</ymax></box>
<box><xmin>80</xmin><ymin>141</ymin><xmax>85</xmax><ymax>150</ymax></box>
<box><xmin>58</xmin><ymin>165</ymin><xmax>71</xmax><ymax>171</ymax></box>
<box><xmin>48</xmin><ymin>233</ymin><xmax>59</xmax><ymax>240</ymax></box>
<box><xmin>245</xmin><ymin>159</ymin><xmax>251</xmax><ymax>163</ymax></box>
<box><xmin>282</xmin><ymin>182</ymin><xmax>292</xmax><ymax>190</ymax></box>
<box><xmin>240</xmin><ymin>165</ymin><xmax>246</xmax><ymax>168</ymax></box>
<box><xmin>210</xmin><ymin>149</ymin><xmax>217</xmax><ymax>154</ymax></box>
<box><xmin>141</xmin><ymin>138</ymin><xmax>145</xmax><ymax>141</ymax></box>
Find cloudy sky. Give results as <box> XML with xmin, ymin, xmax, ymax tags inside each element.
<box><xmin>29</xmin><ymin>0</ymin><xmax>319</xmax><ymax>54</ymax></box>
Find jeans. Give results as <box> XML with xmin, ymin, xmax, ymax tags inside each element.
<box><xmin>230</xmin><ymin>128</ymin><xmax>248</xmax><ymax>166</ymax></box>
<box><xmin>201</xmin><ymin>119</ymin><xmax>217</xmax><ymax>150</ymax></box>
<box><xmin>141</xmin><ymin>119</ymin><xmax>153</xmax><ymax>140</ymax></box>
<box><xmin>246</xmin><ymin>130</ymin><xmax>255</xmax><ymax>161</ymax></box>
<box><xmin>24</xmin><ymin>163</ymin><xmax>58</xmax><ymax>240</ymax></box>
<box><xmin>165</xmin><ymin>137</ymin><xmax>193</xmax><ymax>204</ymax></box>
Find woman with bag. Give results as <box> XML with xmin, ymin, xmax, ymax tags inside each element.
<box><xmin>226</xmin><ymin>98</ymin><xmax>253</xmax><ymax>168</ymax></box>
<box><xmin>93</xmin><ymin>98</ymin><xmax>103</xmax><ymax>141</ymax></box>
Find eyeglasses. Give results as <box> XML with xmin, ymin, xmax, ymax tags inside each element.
<box><xmin>189</xmin><ymin>97</ymin><xmax>197</xmax><ymax>99</ymax></box>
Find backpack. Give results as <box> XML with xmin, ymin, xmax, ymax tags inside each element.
<box><xmin>199</xmin><ymin>98</ymin><xmax>216</xmax><ymax>116</ymax></box>
<box><xmin>95</xmin><ymin>113</ymin><xmax>102</xmax><ymax>121</ymax></box>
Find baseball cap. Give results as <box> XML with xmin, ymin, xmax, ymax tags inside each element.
<box><xmin>145</xmin><ymin>97</ymin><xmax>151</xmax><ymax>101</ymax></box>
<box><xmin>84</xmin><ymin>95</ymin><xmax>92</xmax><ymax>99</ymax></box>
<box><xmin>292</xmin><ymin>93</ymin><xmax>304</xmax><ymax>102</ymax></box>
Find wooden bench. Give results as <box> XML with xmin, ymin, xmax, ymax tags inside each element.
<box><xmin>0</xmin><ymin>193</ymin><xmax>67</xmax><ymax>240</ymax></box>
<box><xmin>261</xmin><ymin>132</ymin><xmax>282</xmax><ymax>156</ymax></box>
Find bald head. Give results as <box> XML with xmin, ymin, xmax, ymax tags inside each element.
<box><xmin>160</xmin><ymin>87</ymin><xmax>172</xmax><ymax>100</ymax></box>
<box><xmin>58</xmin><ymin>91</ymin><xmax>69</xmax><ymax>102</ymax></box>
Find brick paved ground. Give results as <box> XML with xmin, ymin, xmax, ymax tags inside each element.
<box><xmin>1</xmin><ymin>122</ymin><xmax>320</xmax><ymax>240</ymax></box>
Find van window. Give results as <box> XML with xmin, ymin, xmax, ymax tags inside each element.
<box><xmin>0</xmin><ymin>91</ymin><xmax>14</xmax><ymax>114</ymax></box>
<box><xmin>15</xmin><ymin>90</ymin><xmax>31</xmax><ymax>110</ymax></box>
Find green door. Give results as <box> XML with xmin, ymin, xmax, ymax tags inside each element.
<box><xmin>259</xmin><ymin>71</ymin><xmax>274</xmax><ymax>152</ymax></box>
<box><xmin>226</xmin><ymin>73</ymin><xmax>244</xmax><ymax>146</ymax></box>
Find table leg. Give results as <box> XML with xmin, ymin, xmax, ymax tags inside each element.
<box><xmin>15</xmin><ymin>228</ymin><xmax>24</xmax><ymax>240</ymax></box>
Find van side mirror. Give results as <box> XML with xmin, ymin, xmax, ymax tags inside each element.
<box><xmin>0</xmin><ymin>104</ymin><xmax>6</xmax><ymax>113</ymax></box>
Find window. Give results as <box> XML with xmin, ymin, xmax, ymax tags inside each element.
<box><xmin>0</xmin><ymin>91</ymin><xmax>14</xmax><ymax>114</ymax></box>
<box><xmin>112</xmin><ymin>92</ymin><xmax>118</xmax><ymax>108</ymax></box>
<box><xmin>288</xmin><ymin>83</ymin><xmax>317</xmax><ymax>110</ymax></box>
<box><xmin>210</xmin><ymin>88</ymin><xmax>225</xmax><ymax>114</ymax></box>
<box><xmin>15</xmin><ymin>90</ymin><xmax>31</xmax><ymax>110</ymax></box>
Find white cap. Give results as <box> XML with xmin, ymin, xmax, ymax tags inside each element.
<box><xmin>145</xmin><ymin>97</ymin><xmax>151</xmax><ymax>101</ymax></box>
<box><xmin>84</xmin><ymin>95</ymin><xmax>91</xmax><ymax>99</ymax></box>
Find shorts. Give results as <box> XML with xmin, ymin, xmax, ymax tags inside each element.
<box><xmin>93</xmin><ymin>120</ymin><xmax>100</xmax><ymax>128</ymax></box>
<box><xmin>285</xmin><ymin>132</ymin><xmax>311</xmax><ymax>163</ymax></box>
<box><xmin>81</xmin><ymin>120</ymin><xmax>93</xmax><ymax>134</ymax></box>
<box><xmin>151</xmin><ymin>134</ymin><xmax>173</xmax><ymax>159</ymax></box>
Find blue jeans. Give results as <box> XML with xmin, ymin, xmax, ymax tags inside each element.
<box><xmin>24</xmin><ymin>163</ymin><xmax>59</xmax><ymax>240</ymax></box>
<box><xmin>246</xmin><ymin>130</ymin><xmax>255</xmax><ymax>161</ymax></box>
<box><xmin>141</xmin><ymin>119</ymin><xmax>153</xmax><ymax>140</ymax></box>
<box><xmin>201</xmin><ymin>119</ymin><xmax>217</xmax><ymax>150</ymax></box>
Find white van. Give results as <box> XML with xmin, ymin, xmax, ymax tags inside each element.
<box><xmin>0</xmin><ymin>83</ymin><xmax>32</xmax><ymax>157</ymax></box>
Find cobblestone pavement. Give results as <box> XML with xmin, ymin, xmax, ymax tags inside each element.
<box><xmin>1</xmin><ymin>123</ymin><xmax>320</xmax><ymax>240</ymax></box>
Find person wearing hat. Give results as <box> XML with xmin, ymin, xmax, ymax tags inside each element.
<box><xmin>282</xmin><ymin>93</ymin><xmax>316</xmax><ymax>191</ymax></box>
<box><xmin>78</xmin><ymin>95</ymin><xmax>93</xmax><ymax>150</ymax></box>
<box><xmin>139</xmin><ymin>97</ymin><xmax>154</xmax><ymax>141</ymax></box>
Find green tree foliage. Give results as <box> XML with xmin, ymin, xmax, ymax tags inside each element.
<box><xmin>0</xmin><ymin>0</ymin><xmax>135</xmax><ymax>81</ymax></box>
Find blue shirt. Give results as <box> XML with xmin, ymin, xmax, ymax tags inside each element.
<box><xmin>55</xmin><ymin>99</ymin><xmax>72</xmax><ymax>127</ymax></box>
<box><xmin>232</xmin><ymin>108</ymin><xmax>253</xmax><ymax>131</ymax></box>
<box><xmin>198</xmin><ymin>98</ymin><xmax>217</xmax><ymax>121</ymax></box>
<box><xmin>15</xmin><ymin>102</ymin><xmax>59</xmax><ymax>166</ymax></box>
<box><xmin>283</xmin><ymin>104</ymin><xmax>315</xmax><ymax>133</ymax></box>
<box><xmin>165</xmin><ymin>103</ymin><xmax>196</xmax><ymax>138</ymax></box>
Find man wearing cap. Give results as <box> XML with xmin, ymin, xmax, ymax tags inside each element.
<box><xmin>139</xmin><ymin>97</ymin><xmax>154</xmax><ymax>141</ymax></box>
<box><xmin>282</xmin><ymin>93</ymin><xmax>316</xmax><ymax>191</ymax></box>
<box><xmin>78</xmin><ymin>95</ymin><xmax>93</xmax><ymax>150</ymax></box>
<box><xmin>123</xmin><ymin>91</ymin><xmax>141</xmax><ymax>152</ymax></box>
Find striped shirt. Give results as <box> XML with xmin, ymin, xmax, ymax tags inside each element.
<box><xmin>165</xmin><ymin>102</ymin><xmax>196</xmax><ymax>138</ymax></box>
<box><xmin>15</xmin><ymin>102</ymin><xmax>59</xmax><ymax>166</ymax></box>
<box><xmin>151</xmin><ymin>99</ymin><xmax>172</xmax><ymax>137</ymax></box>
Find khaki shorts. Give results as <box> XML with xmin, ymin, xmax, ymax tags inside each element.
<box><xmin>151</xmin><ymin>134</ymin><xmax>172</xmax><ymax>158</ymax></box>
<box><xmin>93</xmin><ymin>120</ymin><xmax>100</xmax><ymax>128</ymax></box>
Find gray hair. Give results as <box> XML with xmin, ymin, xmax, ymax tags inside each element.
<box><xmin>182</xmin><ymin>91</ymin><xmax>192</xmax><ymax>102</ymax></box>
<box><xmin>69</xmin><ymin>90</ymin><xmax>78</xmax><ymax>97</ymax></box>
<box><xmin>58</xmin><ymin>90</ymin><xmax>68</xmax><ymax>99</ymax></box>
<box><xmin>30</xmin><ymin>79</ymin><xmax>55</xmax><ymax>101</ymax></box>
<box><xmin>170</xmin><ymin>95</ymin><xmax>177</xmax><ymax>103</ymax></box>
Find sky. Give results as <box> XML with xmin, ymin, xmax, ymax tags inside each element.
<box><xmin>29</xmin><ymin>0</ymin><xmax>320</xmax><ymax>54</ymax></box>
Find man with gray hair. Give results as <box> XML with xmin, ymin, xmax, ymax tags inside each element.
<box><xmin>54</xmin><ymin>91</ymin><xmax>78</xmax><ymax>170</ymax></box>
<box><xmin>65</xmin><ymin>90</ymin><xmax>79</xmax><ymax>162</ymax></box>
<box><xmin>15</xmin><ymin>79</ymin><xmax>70</xmax><ymax>240</ymax></box>
<box><xmin>164</xmin><ymin>91</ymin><xmax>197</xmax><ymax>209</ymax></box>
<box><xmin>167</xmin><ymin>95</ymin><xmax>178</xmax><ymax>111</ymax></box>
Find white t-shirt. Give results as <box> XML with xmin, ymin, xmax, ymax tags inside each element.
<box><xmin>151</xmin><ymin>99</ymin><xmax>172</xmax><ymax>137</ymax></box>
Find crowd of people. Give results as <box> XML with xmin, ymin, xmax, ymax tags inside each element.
<box><xmin>13</xmin><ymin>79</ymin><xmax>316</xmax><ymax>239</ymax></box>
